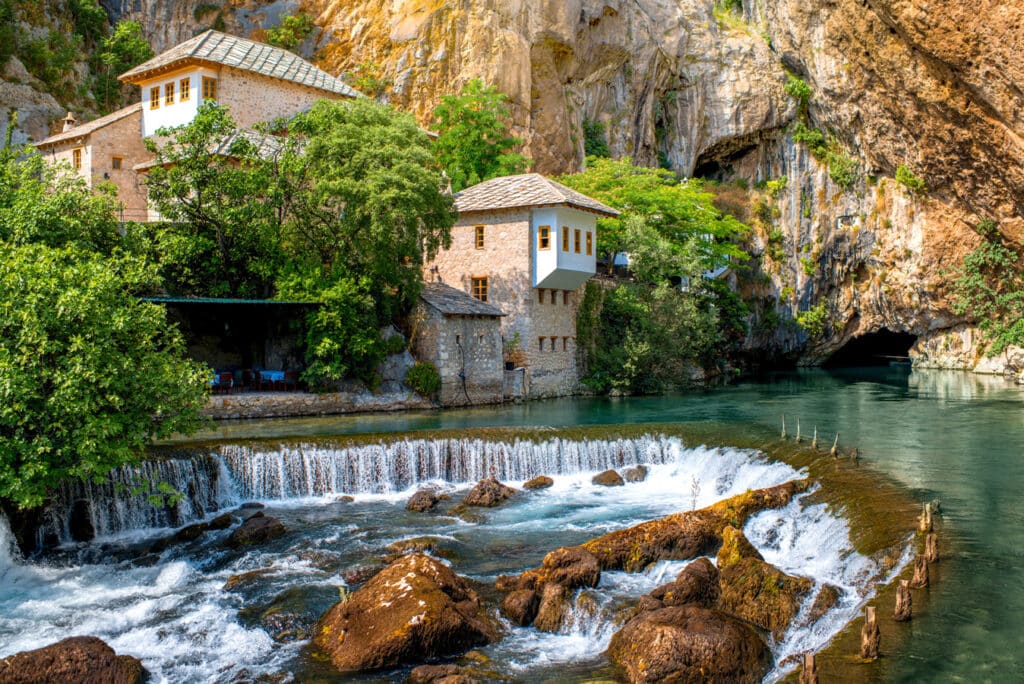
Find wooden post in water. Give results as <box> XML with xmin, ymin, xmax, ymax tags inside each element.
<box><xmin>796</xmin><ymin>418</ymin><xmax>802</xmax><ymax>443</ymax></box>
<box><xmin>860</xmin><ymin>605</ymin><xmax>880</xmax><ymax>660</ymax></box>
<box><xmin>782</xmin><ymin>415</ymin><xmax>787</xmax><ymax>439</ymax></box>
<box><xmin>799</xmin><ymin>653</ymin><xmax>818</xmax><ymax>684</ymax></box>
<box><xmin>812</xmin><ymin>427</ymin><xmax>818</xmax><ymax>450</ymax></box>
<box><xmin>894</xmin><ymin>579</ymin><xmax>912</xmax><ymax>621</ymax></box>
<box><xmin>925</xmin><ymin>533</ymin><xmax>939</xmax><ymax>563</ymax></box>
<box><xmin>919</xmin><ymin>502</ymin><xmax>933</xmax><ymax>533</ymax></box>
<box><xmin>910</xmin><ymin>554</ymin><xmax>929</xmax><ymax>588</ymax></box>
<box><xmin>851</xmin><ymin>447</ymin><xmax>859</xmax><ymax>463</ymax></box>
<box><xmin>830</xmin><ymin>433</ymin><xmax>840</xmax><ymax>458</ymax></box>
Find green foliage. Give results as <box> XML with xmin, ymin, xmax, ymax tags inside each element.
<box><xmin>895</xmin><ymin>164</ymin><xmax>926</xmax><ymax>194</ymax></box>
<box><xmin>94</xmin><ymin>20</ymin><xmax>153</xmax><ymax>111</ymax></box>
<box><xmin>791</xmin><ymin>121</ymin><xmax>827</xmax><ymax>156</ymax></box>
<box><xmin>577</xmin><ymin>281</ymin><xmax>724</xmax><ymax>394</ymax></box>
<box><xmin>795</xmin><ymin>302</ymin><xmax>829</xmax><ymax>338</ymax></box>
<box><xmin>432</xmin><ymin>79</ymin><xmax>532</xmax><ymax>191</ymax></box>
<box><xmin>783</xmin><ymin>73</ymin><xmax>812</xmax><ymax>110</ymax></box>
<box><xmin>384</xmin><ymin>334</ymin><xmax>407</xmax><ymax>355</ymax></box>
<box><xmin>19</xmin><ymin>31</ymin><xmax>83</xmax><ymax>93</ymax></box>
<box><xmin>558</xmin><ymin>157</ymin><xmax>749</xmax><ymax>276</ymax></box>
<box><xmin>343</xmin><ymin>61</ymin><xmax>392</xmax><ymax>99</ymax></box>
<box><xmin>193</xmin><ymin>3</ymin><xmax>220</xmax><ymax>21</ymax></box>
<box><xmin>0</xmin><ymin>1</ymin><xmax>16</xmax><ymax>66</ymax></box>
<box><xmin>791</xmin><ymin>123</ymin><xmax>858</xmax><ymax>189</ymax></box>
<box><xmin>265</xmin><ymin>13</ymin><xmax>315</xmax><ymax>52</ymax></box>
<box><xmin>69</xmin><ymin>0</ymin><xmax>107</xmax><ymax>44</ymax></box>
<box><xmin>765</xmin><ymin>176</ymin><xmax>786</xmax><ymax>199</ymax></box>
<box><xmin>582</xmin><ymin>119</ymin><xmax>610</xmax><ymax>158</ymax></box>
<box><xmin>405</xmin><ymin>361</ymin><xmax>441</xmax><ymax>398</ymax></box>
<box><xmin>0</xmin><ymin>245</ymin><xmax>208</xmax><ymax>508</ymax></box>
<box><xmin>144</xmin><ymin>103</ymin><xmax>283</xmax><ymax>298</ymax></box>
<box><xmin>800</xmin><ymin>256</ymin><xmax>816</xmax><ymax>276</ymax></box>
<box><xmin>713</xmin><ymin>0</ymin><xmax>746</xmax><ymax>29</ymax></box>
<box><xmin>951</xmin><ymin>226</ymin><xmax>1024</xmax><ymax>356</ymax></box>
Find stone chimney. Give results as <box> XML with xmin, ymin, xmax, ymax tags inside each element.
<box><xmin>61</xmin><ymin>112</ymin><xmax>77</xmax><ymax>133</ymax></box>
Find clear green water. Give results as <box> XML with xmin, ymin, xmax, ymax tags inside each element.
<box><xmin>188</xmin><ymin>366</ymin><xmax>1024</xmax><ymax>682</ymax></box>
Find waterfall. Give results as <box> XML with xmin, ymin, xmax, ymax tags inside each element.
<box><xmin>40</xmin><ymin>435</ymin><xmax>698</xmax><ymax>542</ymax></box>
<box><xmin>0</xmin><ymin>514</ymin><xmax>20</xmax><ymax>574</ymax></box>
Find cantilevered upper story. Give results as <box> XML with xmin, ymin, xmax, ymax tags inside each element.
<box><xmin>119</xmin><ymin>29</ymin><xmax>361</xmax><ymax>137</ymax></box>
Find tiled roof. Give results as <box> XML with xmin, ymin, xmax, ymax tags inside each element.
<box><xmin>420</xmin><ymin>282</ymin><xmax>505</xmax><ymax>317</ymax></box>
<box><xmin>453</xmin><ymin>173</ymin><xmax>620</xmax><ymax>217</ymax></box>
<box><xmin>120</xmin><ymin>30</ymin><xmax>361</xmax><ymax>99</ymax></box>
<box><xmin>133</xmin><ymin>128</ymin><xmax>287</xmax><ymax>171</ymax></box>
<box><xmin>35</xmin><ymin>103</ymin><xmax>142</xmax><ymax>148</ymax></box>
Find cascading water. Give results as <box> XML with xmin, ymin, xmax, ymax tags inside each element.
<box><xmin>43</xmin><ymin>436</ymin><xmax>697</xmax><ymax>542</ymax></box>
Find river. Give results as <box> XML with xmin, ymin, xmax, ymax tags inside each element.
<box><xmin>1</xmin><ymin>366</ymin><xmax>1021</xmax><ymax>682</ymax></box>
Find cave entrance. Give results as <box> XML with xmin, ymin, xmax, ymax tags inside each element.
<box><xmin>823</xmin><ymin>329</ymin><xmax>917</xmax><ymax>367</ymax></box>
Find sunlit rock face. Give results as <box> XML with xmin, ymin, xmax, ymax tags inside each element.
<box><xmin>51</xmin><ymin>1</ymin><xmax>1024</xmax><ymax>371</ymax></box>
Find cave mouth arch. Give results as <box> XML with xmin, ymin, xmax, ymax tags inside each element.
<box><xmin>823</xmin><ymin>329</ymin><xmax>917</xmax><ymax>367</ymax></box>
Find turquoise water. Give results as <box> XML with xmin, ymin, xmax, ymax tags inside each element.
<box><xmin>189</xmin><ymin>366</ymin><xmax>1024</xmax><ymax>681</ymax></box>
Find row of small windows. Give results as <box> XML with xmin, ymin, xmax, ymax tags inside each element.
<box><xmin>149</xmin><ymin>77</ymin><xmax>216</xmax><ymax>110</ymax></box>
<box><xmin>71</xmin><ymin>149</ymin><xmax>124</xmax><ymax>171</ymax></box>
<box><xmin>537</xmin><ymin>289</ymin><xmax>571</xmax><ymax>305</ymax></box>
<box><xmin>538</xmin><ymin>336</ymin><xmax>575</xmax><ymax>352</ymax></box>
<box><xmin>537</xmin><ymin>225</ymin><xmax>592</xmax><ymax>255</ymax></box>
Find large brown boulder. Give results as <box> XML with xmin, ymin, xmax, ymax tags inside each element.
<box><xmin>592</xmin><ymin>469</ymin><xmax>625</xmax><ymax>486</ymax></box>
<box><xmin>582</xmin><ymin>480</ymin><xmax>809</xmax><ymax>571</ymax></box>
<box><xmin>532</xmin><ymin>582</ymin><xmax>570</xmax><ymax>633</ymax></box>
<box><xmin>607</xmin><ymin>606</ymin><xmax>771</xmax><ymax>684</ymax></box>
<box><xmin>462</xmin><ymin>478</ymin><xmax>516</xmax><ymax>507</ymax></box>
<box><xmin>407</xmin><ymin>664</ymin><xmax>481</xmax><ymax>684</ymax></box>
<box><xmin>495</xmin><ymin>546</ymin><xmax>601</xmax><ymax>632</ymax></box>
<box><xmin>715</xmin><ymin>526</ymin><xmax>814</xmax><ymax>640</ymax></box>
<box><xmin>226</xmin><ymin>512</ymin><xmax>286</xmax><ymax>548</ymax></box>
<box><xmin>623</xmin><ymin>465</ymin><xmax>649</xmax><ymax>483</ymax></box>
<box><xmin>500</xmin><ymin>589</ymin><xmax>539</xmax><ymax>626</ymax></box>
<box><xmin>0</xmin><ymin>636</ymin><xmax>146</xmax><ymax>684</ymax></box>
<box><xmin>651</xmin><ymin>557</ymin><xmax>721</xmax><ymax>608</ymax></box>
<box><xmin>314</xmin><ymin>553</ymin><xmax>498</xmax><ymax>672</ymax></box>
<box><xmin>523</xmin><ymin>475</ymin><xmax>554</xmax><ymax>490</ymax></box>
<box><xmin>407</xmin><ymin>489</ymin><xmax>440</xmax><ymax>512</ymax></box>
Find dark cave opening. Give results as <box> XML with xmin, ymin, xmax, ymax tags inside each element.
<box><xmin>823</xmin><ymin>329</ymin><xmax>917</xmax><ymax>367</ymax></box>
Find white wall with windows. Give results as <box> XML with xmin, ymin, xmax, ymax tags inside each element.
<box><xmin>530</xmin><ymin>206</ymin><xmax>597</xmax><ymax>289</ymax></box>
<box><xmin>140</xmin><ymin>67</ymin><xmax>220</xmax><ymax>137</ymax></box>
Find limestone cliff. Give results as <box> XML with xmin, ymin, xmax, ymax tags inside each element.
<box><xmin>12</xmin><ymin>0</ymin><xmax>1024</xmax><ymax>373</ymax></box>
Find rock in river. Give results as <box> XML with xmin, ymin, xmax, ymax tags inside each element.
<box><xmin>0</xmin><ymin>636</ymin><xmax>146</xmax><ymax>684</ymax></box>
<box><xmin>407</xmin><ymin>489</ymin><xmax>440</xmax><ymax>512</ymax></box>
<box><xmin>592</xmin><ymin>469</ymin><xmax>624</xmax><ymax>487</ymax></box>
<box><xmin>462</xmin><ymin>478</ymin><xmax>516</xmax><ymax>507</ymax></box>
<box><xmin>607</xmin><ymin>605</ymin><xmax>771</xmax><ymax>684</ymax></box>
<box><xmin>314</xmin><ymin>552</ymin><xmax>498</xmax><ymax>672</ymax></box>
<box><xmin>226</xmin><ymin>512</ymin><xmax>286</xmax><ymax>548</ymax></box>
<box><xmin>523</xmin><ymin>475</ymin><xmax>554</xmax><ymax>490</ymax></box>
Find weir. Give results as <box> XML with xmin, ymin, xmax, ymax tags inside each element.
<box><xmin>41</xmin><ymin>435</ymin><xmax>690</xmax><ymax>543</ymax></box>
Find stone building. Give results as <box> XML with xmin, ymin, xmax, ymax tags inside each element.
<box><xmin>36</xmin><ymin>30</ymin><xmax>360</xmax><ymax>221</ymax></box>
<box><xmin>414</xmin><ymin>282</ymin><xmax>506</xmax><ymax>406</ymax></box>
<box><xmin>35</xmin><ymin>104</ymin><xmax>151</xmax><ymax>222</ymax></box>
<box><xmin>425</xmin><ymin>174</ymin><xmax>619</xmax><ymax>398</ymax></box>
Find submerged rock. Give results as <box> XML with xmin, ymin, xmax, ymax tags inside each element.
<box><xmin>623</xmin><ymin>466</ymin><xmax>649</xmax><ymax>483</ymax></box>
<box><xmin>0</xmin><ymin>636</ymin><xmax>146</xmax><ymax>684</ymax></box>
<box><xmin>500</xmin><ymin>589</ymin><xmax>539</xmax><ymax>626</ymax></box>
<box><xmin>592</xmin><ymin>469</ymin><xmax>624</xmax><ymax>487</ymax></box>
<box><xmin>804</xmin><ymin>584</ymin><xmax>843</xmax><ymax>626</ymax></box>
<box><xmin>523</xmin><ymin>475</ymin><xmax>554</xmax><ymax>490</ymax></box>
<box><xmin>462</xmin><ymin>478</ymin><xmax>516</xmax><ymax>507</ymax></box>
<box><xmin>223</xmin><ymin>568</ymin><xmax>275</xmax><ymax>591</ymax></box>
<box><xmin>174</xmin><ymin>522</ymin><xmax>209</xmax><ymax>542</ymax></box>
<box><xmin>226</xmin><ymin>513</ymin><xmax>286</xmax><ymax>548</ymax></box>
<box><xmin>581</xmin><ymin>480</ymin><xmax>809</xmax><ymax>571</ymax></box>
<box><xmin>407</xmin><ymin>489</ymin><xmax>440</xmax><ymax>512</ymax></box>
<box><xmin>407</xmin><ymin>664</ymin><xmax>481</xmax><ymax>684</ymax></box>
<box><xmin>209</xmin><ymin>512</ymin><xmax>233</xmax><ymax>530</ymax></box>
<box><xmin>715</xmin><ymin>526</ymin><xmax>814</xmax><ymax>640</ymax></box>
<box><xmin>314</xmin><ymin>553</ymin><xmax>498</xmax><ymax>672</ymax></box>
<box><xmin>497</xmin><ymin>546</ymin><xmax>601</xmax><ymax>631</ymax></box>
<box><xmin>532</xmin><ymin>582</ymin><xmax>569</xmax><ymax>633</ymax></box>
<box><xmin>608</xmin><ymin>605</ymin><xmax>771</xmax><ymax>684</ymax></box>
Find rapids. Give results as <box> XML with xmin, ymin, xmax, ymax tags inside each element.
<box><xmin>0</xmin><ymin>435</ymin><xmax>897</xmax><ymax>683</ymax></box>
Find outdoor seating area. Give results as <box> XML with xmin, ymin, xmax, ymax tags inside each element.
<box><xmin>210</xmin><ymin>368</ymin><xmax>302</xmax><ymax>394</ymax></box>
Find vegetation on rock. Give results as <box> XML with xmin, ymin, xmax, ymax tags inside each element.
<box><xmin>265</xmin><ymin>13</ymin><xmax>316</xmax><ymax>52</ymax></box>
<box><xmin>405</xmin><ymin>361</ymin><xmax>441</xmax><ymax>398</ymax></box>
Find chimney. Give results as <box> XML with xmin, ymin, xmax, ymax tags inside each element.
<box><xmin>62</xmin><ymin>112</ymin><xmax>78</xmax><ymax>133</ymax></box>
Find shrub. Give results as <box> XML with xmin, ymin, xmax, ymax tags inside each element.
<box><xmin>582</xmin><ymin>119</ymin><xmax>610</xmax><ymax>158</ymax></box>
<box><xmin>795</xmin><ymin>302</ymin><xmax>829</xmax><ymax>338</ymax></box>
<box><xmin>801</xmin><ymin>256</ymin><xmax>816</xmax><ymax>276</ymax></box>
<box><xmin>784</xmin><ymin>73</ymin><xmax>812</xmax><ymax>109</ymax></box>
<box><xmin>826</xmin><ymin>150</ymin><xmax>858</xmax><ymax>189</ymax></box>
<box><xmin>895</xmin><ymin>164</ymin><xmax>926</xmax><ymax>194</ymax></box>
<box><xmin>951</xmin><ymin>225</ymin><xmax>1024</xmax><ymax>356</ymax></box>
<box><xmin>405</xmin><ymin>361</ymin><xmax>441</xmax><ymax>397</ymax></box>
<box><xmin>384</xmin><ymin>334</ymin><xmax>407</xmax><ymax>355</ymax></box>
<box><xmin>765</xmin><ymin>176</ymin><xmax>787</xmax><ymax>199</ymax></box>
<box><xmin>266</xmin><ymin>13</ymin><xmax>315</xmax><ymax>51</ymax></box>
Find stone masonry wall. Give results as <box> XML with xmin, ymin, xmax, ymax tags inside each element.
<box><xmin>413</xmin><ymin>307</ymin><xmax>504</xmax><ymax>406</ymax></box>
<box><xmin>203</xmin><ymin>388</ymin><xmax>433</xmax><ymax>420</ymax></box>
<box><xmin>218</xmin><ymin>66</ymin><xmax>348</xmax><ymax>129</ymax></box>
<box><xmin>425</xmin><ymin>208</ymin><xmax>584</xmax><ymax>399</ymax></box>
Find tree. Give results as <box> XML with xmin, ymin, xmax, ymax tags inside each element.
<box><xmin>0</xmin><ymin>245</ymin><xmax>209</xmax><ymax>509</ymax></box>
<box><xmin>94</xmin><ymin>20</ymin><xmax>153</xmax><ymax>111</ymax></box>
<box><xmin>143</xmin><ymin>103</ymin><xmax>283</xmax><ymax>298</ymax></box>
<box><xmin>558</xmin><ymin>156</ymin><xmax>749</xmax><ymax>275</ymax></box>
<box><xmin>343</xmin><ymin>61</ymin><xmax>392</xmax><ymax>99</ymax></box>
<box><xmin>432</xmin><ymin>79</ymin><xmax>531</xmax><ymax>191</ymax></box>
<box><xmin>265</xmin><ymin>13</ymin><xmax>315</xmax><ymax>52</ymax></box>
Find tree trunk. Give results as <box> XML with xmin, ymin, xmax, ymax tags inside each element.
<box><xmin>894</xmin><ymin>579</ymin><xmax>912</xmax><ymax>622</ymax></box>
<box><xmin>860</xmin><ymin>606</ymin><xmax>880</xmax><ymax>660</ymax></box>
<box><xmin>910</xmin><ymin>554</ymin><xmax>929</xmax><ymax>588</ymax></box>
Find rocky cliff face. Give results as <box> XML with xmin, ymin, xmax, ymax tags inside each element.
<box><xmin>13</xmin><ymin>0</ymin><xmax>1024</xmax><ymax>373</ymax></box>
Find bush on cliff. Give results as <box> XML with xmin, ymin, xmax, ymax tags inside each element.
<box><xmin>405</xmin><ymin>362</ymin><xmax>442</xmax><ymax>398</ymax></box>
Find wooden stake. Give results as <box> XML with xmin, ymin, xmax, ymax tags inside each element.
<box><xmin>812</xmin><ymin>427</ymin><xmax>818</xmax><ymax>450</ymax></box>
<box><xmin>799</xmin><ymin>652</ymin><xmax>818</xmax><ymax>684</ymax></box>
<box><xmin>830</xmin><ymin>433</ymin><xmax>840</xmax><ymax>458</ymax></box>
<box><xmin>782</xmin><ymin>415</ymin><xmax>787</xmax><ymax>439</ymax></box>
<box><xmin>910</xmin><ymin>554</ymin><xmax>929</xmax><ymax>588</ymax></box>
<box><xmin>860</xmin><ymin>605</ymin><xmax>880</xmax><ymax>660</ymax></box>
<box><xmin>894</xmin><ymin>579</ymin><xmax>912</xmax><ymax>622</ymax></box>
<box><xmin>796</xmin><ymin>418</ymin><xmax>802</xmax><ymax>443</ymax></box>
<box><xmin>925</xmin><ymin>533</ymin><xmax>939</xmax><ymax>563</ymax></box>
<box><xmin>851</xmin><ymin>447</ymin><xmax>859</xmax><ymax>463</ymax></box>
<box><xmin>919</xmin><ymin>502</ymin><xmax>933</xmax><ymax>534</ymax></box>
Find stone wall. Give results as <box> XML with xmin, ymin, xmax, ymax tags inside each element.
<box><xmin>203</xmin><ymin>387</ymin><xmax>433</xmax><ymax>420</ymax></box>
<box><xmin>426</xmin><ymin>208</ymin><xmax>585</xmax><ymax>399</ymax></box>
<box><xmin>413</xmin><ymin>306</ymin><xmax>504</xmax><ymax>406</ymax></box>
<box><xmin>219</xmin><ymin>66</ymin><xmax>348</xmax><ymax>130</ymax></box>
